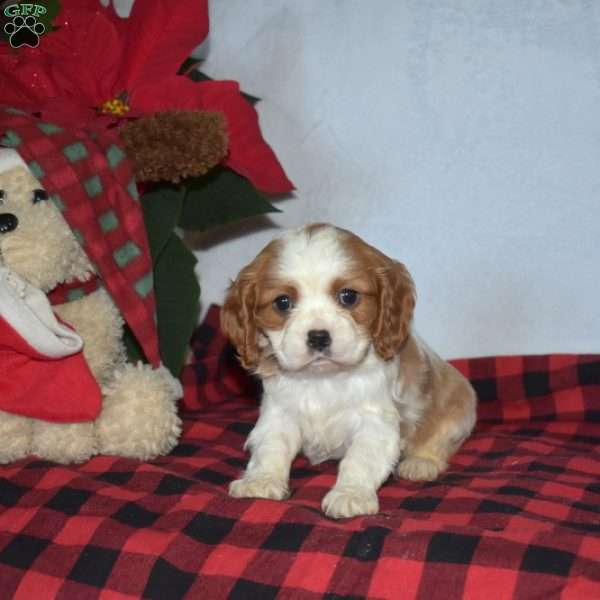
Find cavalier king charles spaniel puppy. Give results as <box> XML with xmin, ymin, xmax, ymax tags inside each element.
<box><xmin>221</xmin><ymin>223</ymin><xmax>477</xmax><ymax>518</ymax></box>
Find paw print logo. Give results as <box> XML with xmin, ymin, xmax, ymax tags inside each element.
<box><xmin>4</xmin><ymin>14</ymin><xmax>45</xmax><ymax>48</ymax></box>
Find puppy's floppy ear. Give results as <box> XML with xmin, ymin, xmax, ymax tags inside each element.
<box><xmin>220</xmin><ymin>263</ymin><xmax>262</xmax><ymax>370</ymax></box>
<box><xmin>372</xmin><ymin>259</ymin><xmax>416</xmax><ymax>360</ymax></box>
<box><xmin>221</xmin><ymin>240</ymin><xmax>280</xmax><ymax>370</ymax></box>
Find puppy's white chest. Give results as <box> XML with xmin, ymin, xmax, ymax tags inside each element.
<box><xmin>264</xmin><ymin>359</ymin><xmax>398</xmax><ymax>465</ymax></box>
<box><xmin>295</xmin><ymin>394</ymin><xmax>358</xmax><ymax>464</ymax></box>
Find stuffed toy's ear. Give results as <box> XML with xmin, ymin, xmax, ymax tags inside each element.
<box><xmin>0</xmin><ymin>148</ymin><xmax>28</xmax><ymax>173</ymax></box>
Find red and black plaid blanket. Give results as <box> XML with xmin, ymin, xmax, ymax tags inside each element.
<box><xmin>1</xmin><ymin>306</ymin><xmax>599</xmax><ymax>599</ymax></box>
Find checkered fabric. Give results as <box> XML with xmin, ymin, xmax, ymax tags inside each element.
<box><xmin>0</xmin><ymin>305</ymin><xmax>599</xmax><ymax>599</ymax></box>
<box><xmin>0</xmin><ymin>107</ymin><xmax>160</xmax><ymax>366</ymax></box>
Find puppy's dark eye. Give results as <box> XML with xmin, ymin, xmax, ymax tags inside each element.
<box><xmin>33</xmin><ymin>189</ymin><xmax>49</xmax><ymax>204</ymax></box>
<box><xmin>273</xmin><ymin>294</ymin><xmax>292</xmax><ymax>313</ymax></box>
<box><xmin>0</xmin><ymin>190</ymin><xmax>4</xmax><ymax>205</ymax></box>
<box><xmin>338</xmin><ymin>288</ymin><xmax>359</xmax><ymax>307</ymax></box>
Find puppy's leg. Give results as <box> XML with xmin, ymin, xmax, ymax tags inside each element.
<box><xmin>322</xmin><ymin>420</ymin><xmax>401</xmax><ymax>519</ymax></box>
<box><xmin>397</xmin><ymin>375</ymin><xmax>476</xmax><ymax>481</ymax></box>
<box><xmin>229</xmin><ymin>409</ymin><xmax>302</xmax><ymax>501</ymax></box>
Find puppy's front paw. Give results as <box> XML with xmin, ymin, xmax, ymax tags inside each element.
<box><xmin>322</xmin><ymin>486</ymin><xmax>379</xmax><ymax>519</ymax></box>
<box><xmin>229</xmin><ymin>476</ymin><xmax>289</xmax><ymax>501</ymax></box>
<box><xmin>397</xmin><ymin>456</ymin><xmax>442</xmax><ymax>481</ymax></box>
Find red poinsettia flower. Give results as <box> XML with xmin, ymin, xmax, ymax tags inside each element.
<box><xmin>0</xmin><ymin>0</ymin><xmax>293</xmax><ymax>194</ymax></box>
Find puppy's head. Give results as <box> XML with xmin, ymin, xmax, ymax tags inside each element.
<box><xmin>221</xmin><ymin>224</ymin><xmax>415</xmax><ymax>374</ymax></box>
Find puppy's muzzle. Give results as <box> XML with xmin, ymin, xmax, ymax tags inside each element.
<box><xmin>307</xmin><ymin>329</ymin><xmax>332</xmax><ymax>352</ymax></box>
<box><xmin>0</xmin><ymin>213</ymin><xmax>18</xmax><ymax>234</ymax></box>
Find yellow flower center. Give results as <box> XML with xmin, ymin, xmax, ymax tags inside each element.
<box><xmin>99</xmin><ymin>98</ymin><xmax>130</xmax><ymax>117</ymax></box>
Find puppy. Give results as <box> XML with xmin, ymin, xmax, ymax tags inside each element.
<box><xmin>221</xmin><ymin>223</ymin><xmax>477</xmax><ymax>518</ymax></box>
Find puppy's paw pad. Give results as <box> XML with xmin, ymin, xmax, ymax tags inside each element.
<box><xmin>397</xmin><ymin>457</ymin><xmax>441</xmax><ymax>481</ymax></box>
<box><xmin>322</xmin><ymin>486</ymin><xmax>379</xmax><ymax>519</ymax></box>
<box><xmin>229</xmin><ymin>476</ymin><xmax>289</xmax><ymax>501</ymax></box>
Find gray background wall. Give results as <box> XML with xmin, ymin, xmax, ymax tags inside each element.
<box><xmin>111</xmin><ymin>0</ymin><xmax>600</xmax><ymax>359</ymax></box>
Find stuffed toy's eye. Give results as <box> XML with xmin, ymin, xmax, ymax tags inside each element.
<box><xmin>0</xmin><ymin>190</ymin><xmax>4</xmax><ymax>205</ymax></box>
<box><xmin>32</xmin><ymin>189</ymin><xmax>49</xmax><ymax>204</ymax></box>
<box><xmin>338</xmin><ymin>288</ymin><xmax>359</xmax><ymax>307</ymax></box>
<box><xmin>273</xmin><ymin>294</ymin><xmax>293</xmax><ymax>313</ymax></box>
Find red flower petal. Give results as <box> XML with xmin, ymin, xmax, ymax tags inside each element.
<box><xmin>0</xmin><ymin>59</ymin><xmax>37</xmax><ymax>108</ymax></box>
<box><xmin>56</xmin><ymin>0</ymin><xmax>111</xmax><ymax>14</ymax></box>
<box><xmin>37</xmin><ymin>9</ymin><xmax>123</xmax><ymax>103</ymax></box>
<box><xmin>56</xmin><ymin>0</ymin><xmax>130</xmax><ymax>44</ymax></box>
<box><xmin>131</xmin><ymin>77</ymin><xmax>294</xmax><ymax>194</ymax></box>
<box><xmin>0</xmin><ymin>2</ymin><xmax>292</xmax><ymax>194</ymax></box>
<box><xmin>0</xmin><ymin>55</ymin><xmax>60</xmax><ymax>108</ymax></box>
<box><xmin>121</xmin><ymin>0</ymin><xmax>209</xmax><ymax>89</ymax></box>
<box><xmin>35</xmin><ymin>97</ymin><xmax>101</xmax><ymax>129</ymax></box>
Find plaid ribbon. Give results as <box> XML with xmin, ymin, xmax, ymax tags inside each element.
<box><xmin>0</xmin><ymin>107</ymin><xmax>160</xmax><ymax>366</ymax></box>
<box><xmin>0</xmin><ymin>306</ymin><xmax>598</xmax><ymax>599</ymax></box>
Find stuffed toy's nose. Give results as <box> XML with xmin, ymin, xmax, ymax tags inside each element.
<box><xmin>0</xmin><ymin>213</ymin><xmax>18</xmax><ymax>234</ymax></box>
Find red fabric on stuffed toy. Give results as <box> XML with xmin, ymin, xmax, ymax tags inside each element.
<box><xmin>0</xmin><ymin>269</ymin><xmax>101</xmax><ymax>423</ymax></box>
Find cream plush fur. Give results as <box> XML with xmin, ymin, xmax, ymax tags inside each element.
<box><xmin>0</xmin><ymin>163</ymin><xmax>182</xmax><ymax>464</ymax></box>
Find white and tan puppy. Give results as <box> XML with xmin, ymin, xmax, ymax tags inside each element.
<box><xmin>221</xmin><ymin>224</ymin><xmax>477</xmax><ymax>518</ymax></box>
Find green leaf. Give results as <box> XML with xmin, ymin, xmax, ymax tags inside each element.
<box><xmin>153</xmin><ymin>233</ymin><xmax>200</xmax><ymax>376</ymax></box>
<box><xmin>140</xmin><ymin>186</ymin><xmax>184</xmax><ymax>261</ymax></box>
<box><xmin>36</xmin><ymin>0</ymin><xmax>61</xmax><ymax>34</ymax></box>
<box><xmin>178</xmin><ymin>56</ymin><xmax>202</xmax><ymax>75</ymax></box>
<box><xmin>187</xmin><ymin>69</ymin><xmax>260</xmax><ymax>105</ymax></box>
<box><xmin>179</xmin><ymin>167</ymin><xmax>280</xmax><ymax>232</ymax></box>
<box><xmin>187</xmin><ymin>69</ymin><xmax>211</xmax><ymax>83</ymax></box>
<box><xmin>138</xmin><ymin>186</ymin><xmax>197</xmax><ymax>375</ymax></box>
<box><xmin>123</xmin><ymin>323</ymin><xmax>147</xmax><ymax>364</ymax></box>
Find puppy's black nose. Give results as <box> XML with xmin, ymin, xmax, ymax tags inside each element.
<box><xmin>0</xmin><ymin>213</ymin><xmax>18</xmax><ymax>234</ymax></box>
<box><xmin>307</xmin><ymin>329</ymin><xmax>331</xmax><ymax>352</ymax></box>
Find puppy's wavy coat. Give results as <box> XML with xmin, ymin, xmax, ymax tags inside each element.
<box><xmin>222</xmin><ymin>224</ymin><xmax>476</xmax><ymax>518</ymax></box>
